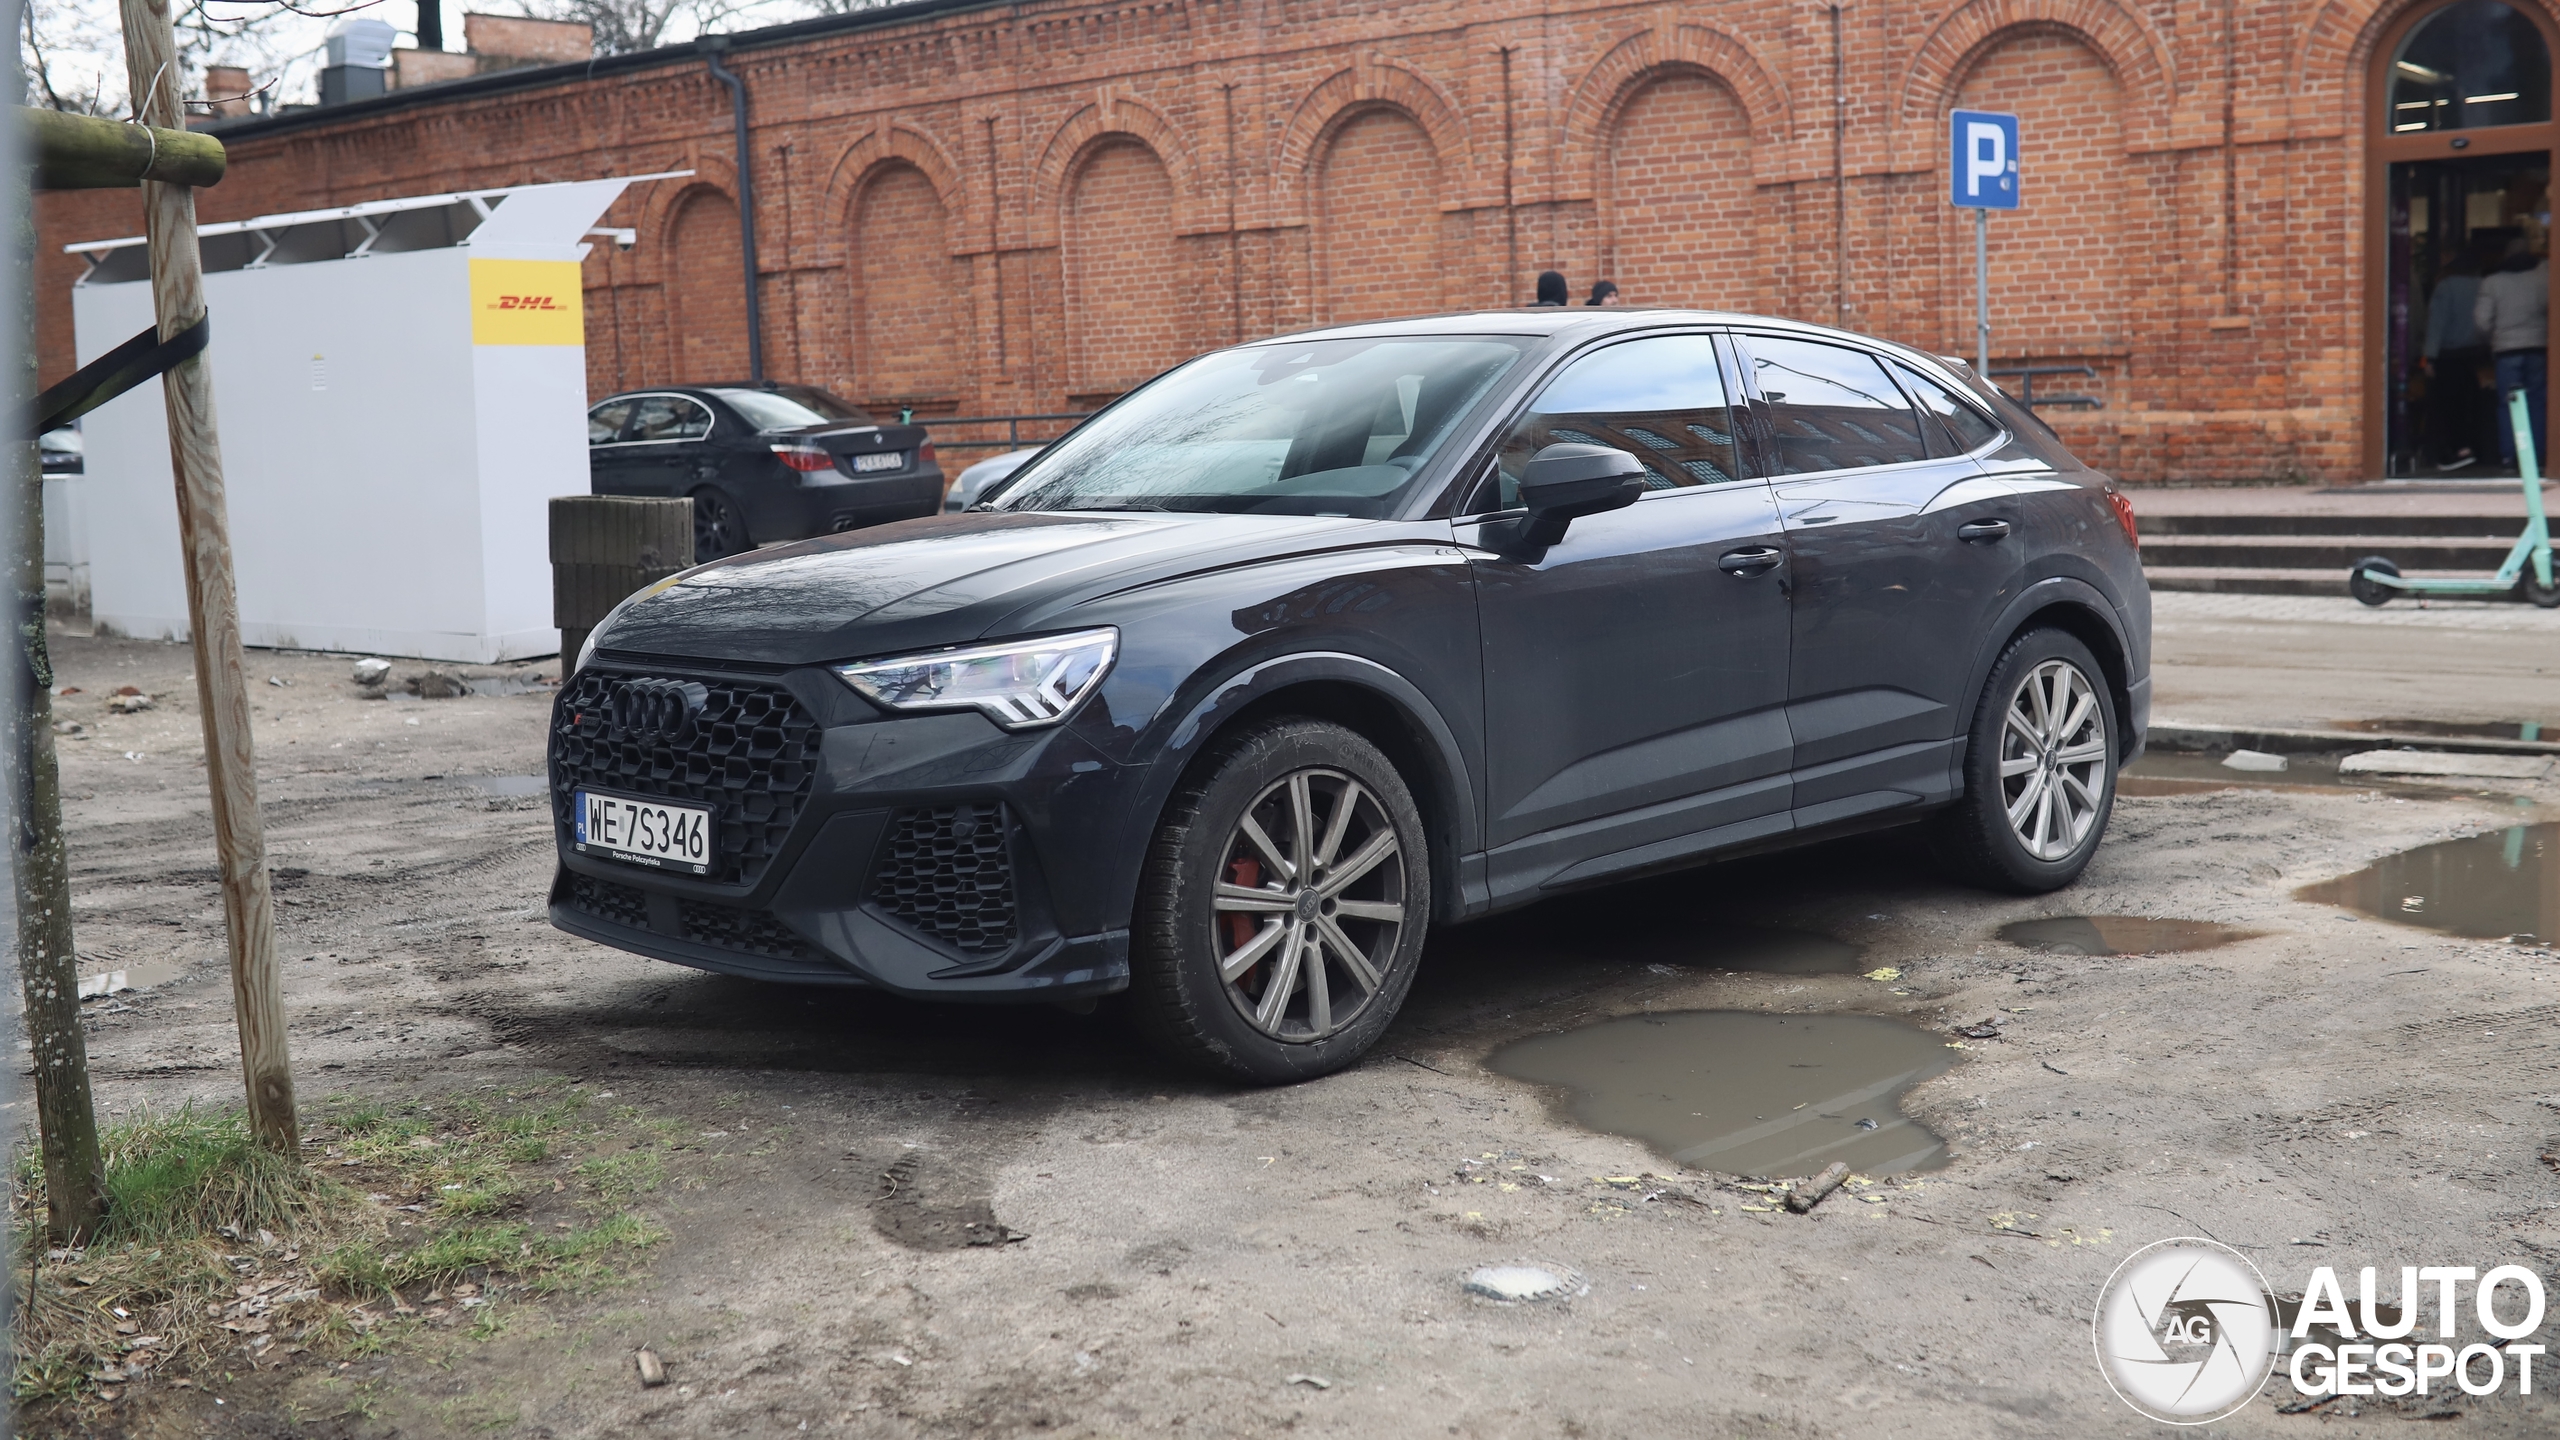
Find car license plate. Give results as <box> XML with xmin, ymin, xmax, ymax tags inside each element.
<box><xmin>574</xmin><ymin>790</ymin><xmax>713</xmax><ymax>875</ymax></box>
<box><xmin>851</xmin><ymin>450</ymin><xmax>904</xmax><ymax>473</ymax></box>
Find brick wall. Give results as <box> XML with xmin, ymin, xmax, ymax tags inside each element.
<box><xmin>34</xmin><ymin>0</ymin><xmax>2502</xmax><ymax>481</ymax></box>
<box><xmin>853</xmin><ymin>163</ymin><xmax>971</xmax><ymax>411</ymax></box>
<box><xmin>1066</xmin><ymin>140</ymin><xmax>1186</xmax><ymax>399</ymax></box>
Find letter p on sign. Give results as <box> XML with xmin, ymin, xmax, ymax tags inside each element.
<box><xmin>1950</xmin><ymin>110</ymin><xmax>2021</xmax><ymax>210</ymax></box>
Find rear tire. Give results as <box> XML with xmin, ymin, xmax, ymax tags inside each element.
<box><xmin>1125</xmin><ymin>718</ymin><xmax>1430</xmax><ymax>1084</ymax></box>
<box><xmin>2348</xmin><ymin>555</ymin><xmax>2400</xmax><ymax>607</ymax></box>
<box><xmin>1936</xmin><ymin>629</ymin><xmax>2116</xmax><ymax>894</ymax></box>
<box><xmin>692</xmin><ymin>488</ymin><xmax>752</xmax><ymax>560</ymax></box>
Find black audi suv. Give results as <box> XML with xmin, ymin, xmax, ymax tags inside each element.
<box><xmin>550</xmin><ymin>311</ymin><xmax>2150</xmax><ymax>1082</ymax></box>
<box><xmin>585</xmin><ymin>384</ymin><xmax>944</xmax><ymax>559</ymax></box>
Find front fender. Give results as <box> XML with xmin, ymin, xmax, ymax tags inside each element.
<box><xmin>1957</xmin><ymin>574</ymin><xmax>2149</xmax><ymax>776</ymax></box>
<box><xmin>1122</xmin><ymin>650</ymin><xmax>1483</xmax><ymax>923</ymax></box>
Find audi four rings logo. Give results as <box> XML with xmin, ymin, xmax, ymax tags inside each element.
<box><xmin>606</xmin><ymin>679</ymin><xmax>707</xmax><ymax>741</ymax></box>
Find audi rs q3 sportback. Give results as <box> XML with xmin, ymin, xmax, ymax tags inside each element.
<box><xmin>549</xmin><ymin>310</ymin><xmax>2150</xmax><ymax>1083</ymax></box>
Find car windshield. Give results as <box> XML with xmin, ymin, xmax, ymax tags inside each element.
<box><xmin>713</xmin><ymin>386</ymin><xmax>871</xmax><ymax>431</ymax></box>
<box><xmin>992</xmin><ymin>337</ymin><xmax>1526</xmax><ymax>517</ymax></box>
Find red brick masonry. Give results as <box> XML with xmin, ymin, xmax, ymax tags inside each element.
<box><xmin>34</xmin><ymin>0</ymin><xmax>2477</xmax><ymax>481</ymax></box>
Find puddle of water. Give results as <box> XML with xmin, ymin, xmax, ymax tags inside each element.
<box><xmin>2123</xmin><ymin>752</ymin><xmax>2352</xmax><ymax>792</ymax></box>
<box><xmin>2297</xmin><ymin>822</ymin><xmax>2558</xmax><ymax>940</ymax></box>
<box><xmin>1488</xmin><ymin>1010</ymin><xmax>1954</xmax><ymax>1178</ymax></box>
<box><xmin>2331</xmin><ymin>718</ymin><xmax>2553</xmax><ymax>744</ymax></box>
<box><xmin>1997</xmin><ymin>915</ymin><xmax>2261</xmax><ymax>956</ymax></box>
<box><xmin>76</xmin><ymin>959</ymin><xmax>188</xmax><ymax>999</ymax></box>
<box><xmin>463</xmin><ymin>775</ymin><xmax>548</xmax><ymax>797</ymax></box>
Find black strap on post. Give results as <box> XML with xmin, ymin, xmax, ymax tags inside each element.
<box><xmin>26</xmin><ymin>313</ymin><xmax>210</xmax><ymax>438</ymax></box>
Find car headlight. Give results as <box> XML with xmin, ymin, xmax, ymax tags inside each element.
<box><xmin>832</xmin><ymin>627</ymin><xmax>1118</xmax><ymax>729</ymax></box>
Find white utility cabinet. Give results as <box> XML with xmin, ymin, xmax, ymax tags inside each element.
<box><xmin>65</xmin><ymin>175</ymin><xmax>674</xmax><ymax>663</ymax></box>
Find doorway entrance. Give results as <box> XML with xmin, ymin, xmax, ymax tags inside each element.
<box><xmin>2386</xmin><ymin>154</ymin><xmax>2548</xmax><ymax>474</ymax></box>
<box><xmin>2368</xmin><ymin>0</ymin><xmax>2558</xmax><ymax>477</ymax></box>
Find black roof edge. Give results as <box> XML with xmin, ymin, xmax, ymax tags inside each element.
<box><xmin>202</xmin><ymin>0</ymin><xmax>1018</xmax><ymax>145</ymax></box>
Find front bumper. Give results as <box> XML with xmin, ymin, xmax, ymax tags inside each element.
<box><xmin>546</xmin><ymin>659</ymin><xmax>1135</xmax><ymax>1001</ymax></box>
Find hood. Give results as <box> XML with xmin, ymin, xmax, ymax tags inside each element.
<box><xmin>593</xmin><ymin>510</ymin><xmax>1376</xmax><ymax>666</ymax></box>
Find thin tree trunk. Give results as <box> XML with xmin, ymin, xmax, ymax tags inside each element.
<box><xmin>117</xmin><ymin>0</ymin><xmax>296</xmax><ymax>1152</ymax></box>
<box><xmin>11</xmin><ymin>128</ymin><xmax>106</xmax><ymax>1243</ymax></box>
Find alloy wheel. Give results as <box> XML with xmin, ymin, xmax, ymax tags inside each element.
<box><xmin>1997</xmin><ymin>658</ymin><xmax>2110</xmax><ymax>862</ymax></box>
<box><xmin>693</xmin><ymin>491</ymin><xmax>745</xmax><ymax>560</ymax></box>
<box><xmin>1209</xmin><ymin>767</ymin><xmax>1408</xmax><ymax>1041</ymax></box>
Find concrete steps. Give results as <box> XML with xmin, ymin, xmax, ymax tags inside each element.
<box><xmin>2130</xmin><ymin>485</ymin><xmax>2540</xmax><ymax>597</ymax></box>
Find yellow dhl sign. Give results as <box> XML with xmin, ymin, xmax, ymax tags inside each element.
<box><xmin>469</xmin><ymin>259</ymin><xmax>584</xmax><ymax>346</ymax></box>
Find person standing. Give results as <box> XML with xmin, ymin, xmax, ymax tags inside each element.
<box><xmin>1586</xmin><ymin>280</ymin><xmax>1621</xmax><ymax>306</ymax></box>
<box><xmin>1531</xmin><ymin>270</ymin><xmax>1568</xmax><ymax>306</ymax></box>
<box><xmin>2423</xmin><ymin>247</ymin><xmax>2490</xmax><ymax>470</ymax></box>
<box><xmin>2473</xmin><ymin>241</ymin><xmax>2550</xmax><ymax>469</ymax></box>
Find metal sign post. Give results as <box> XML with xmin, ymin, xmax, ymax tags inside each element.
<box><xmin>1950</xmin><ymin>109</ymin><xmax>2020</xmax><ymax>378</ymax></box>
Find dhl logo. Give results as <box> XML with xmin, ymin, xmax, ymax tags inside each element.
<box><xmin>489</xmin><ymin>294</ymin><xmax>567</xmax><ymax>311</ymax></box>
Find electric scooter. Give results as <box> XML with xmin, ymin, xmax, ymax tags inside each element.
<box><xmin>2351</xmin><ymin>388</ymin><xmax>2560</xmax><ymax>607</ymax></box>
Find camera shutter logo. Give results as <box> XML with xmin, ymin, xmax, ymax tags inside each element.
<box><xmin>2092</xmin><ymin>1237</ymin><xmax>2280</xmax><ymax>1423</ymax></box>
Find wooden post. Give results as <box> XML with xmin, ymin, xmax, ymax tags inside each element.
<box><xmin>23</xmin><ymin>107</ymin><xmax>226</xmax><ymax>191</ymax></box>
<box><xmin>10</xmin><ymin>166</ymin><xmax>107</xmax><ymax>1239</ymax></box>
<box><xmin>551</xmin><ymin>496</ymin><xmax>694</xmax><ymax>672</ymax></box>
<box><xmin>118</xmin><ymin>0</ymin><xmax>297</xmax><ymax>1153</ymax></box>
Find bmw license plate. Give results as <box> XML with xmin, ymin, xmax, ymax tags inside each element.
<box><xmin>851</xmin><ymin>450</ymin><xmax>904</xmax><ymax>473</ymax></box>
<box><xmin>574</xmin><ymin>790</ymin><xmax>712</xmax><ymax>875</ymax></box>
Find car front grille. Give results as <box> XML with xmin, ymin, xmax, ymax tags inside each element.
<box><xmin>870</xmin><ymin>803</ymin><xmax>1017</xmax><ymax>955</ymax></box>
<box><xmin>564</xmin><ymin>872</ymin><xmax>650</xmax><ymax>929</ymax></box>
<box><xmin>550</xmin><ymin>669</ymin><xmax>823</xmax><ymax>886</ymax></box>
<box><xmin>563</xmin><ymin>871</ymin><xmax>815</xmax><ymax>963</ymax></box>
<box><xmin>680</xmin><ymin>900</ymin><xmax>812</xmax><ymax>960</ymax></box>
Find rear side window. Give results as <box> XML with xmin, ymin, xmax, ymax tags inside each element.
<box><xmin>1483</xmin><ymin>334</ymin><xmax>1746</xmax><ymax>509</ymax></box>
<box><xmin>1740</xmin><ymin>335</ymin><xmax>1927</xmax><ymax>474</ymax></box>
<box><xmin>587</xmin><ymin>400</ymin><xmax>632</xmax><ymax>446</ymax></box>
<box><xmin>1892</xmin><ymin>362</ymin><xmax>2004</xmax><ymax>455</ymax></box>
<box><xmin>629</xmin><ymin>395</ymin><xmax>714</xmax><ymax>442</ymax></box>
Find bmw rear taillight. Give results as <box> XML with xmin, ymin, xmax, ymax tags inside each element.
<box><xmin>2107</xmin><ymin>489</ymin><xmax>2138</xmax><ymax>548</ymax></box>
<box><xmin>919</xmin><ymin>440</ymin><xmax>938</xmax><ymax>469</ymax></box>
<box><xmin>772</xmin><ymin>443</ymin><xmax>834</xmax><ymax>473</ymax></box>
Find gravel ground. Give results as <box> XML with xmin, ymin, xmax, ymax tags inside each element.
<box><xmin>21</xmin><ymin>626</ymin><xmax>2560</xmax><ymax>1438</ymax></box>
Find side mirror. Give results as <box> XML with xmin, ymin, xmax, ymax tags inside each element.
<box><xmin>1507</xmin><ymin>443</ymin><xmax>1649</xmax><ymax>550</ymax></box>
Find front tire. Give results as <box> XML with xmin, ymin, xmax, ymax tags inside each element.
<box><xmin>1126</xmin><ymin>718</ymin><xmax>1430</xmax><ymax>1084</ymax></box>
<box><xmin>1937</xmin><ymin>630</ymin><xmax>2117</xmax><ymax>893</ymax></box>
<box><xmin>2348</xmin><ymin>555</ymin><xmax>2400</xmax><ymax>607</ymax></box>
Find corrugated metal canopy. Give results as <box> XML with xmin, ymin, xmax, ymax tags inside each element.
<box><xmin>66</xmin><ymin>171</ymin><xmax>690</xmax><ymax>283</ymax></box>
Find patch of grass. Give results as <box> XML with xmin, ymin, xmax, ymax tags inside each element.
<box><xmin>92</xmin><ymin>1106</ymin><xmax>330</xmax><ymax>1246</ymax></box>
<box><xmin>16</xmin><ymin>1080</ymin><xmax>679</xmax><ymax>1415</ymax></box>
<box><xmin>575</xmin><ymin>1149</ymin><xmax>665</xmax><ymax>1203</ymax></box>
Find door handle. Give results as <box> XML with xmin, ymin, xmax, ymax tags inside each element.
<box><xmin>1717</xmin><ymin>545</ymin><xmax>1784</xmax><ymax>577</ymax></box>
<box><xmin>1957</xmin><ymin>519</ymin><xmax>2012</xmax><ymax>544</ymax></box>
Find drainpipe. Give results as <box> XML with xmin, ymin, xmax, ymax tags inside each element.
<box><xmin>698</xmin><ymin>34</ymin><xmax>765</xmax><ymax>383</ymax></box>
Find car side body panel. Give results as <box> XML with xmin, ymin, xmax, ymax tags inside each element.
<box><xmin>551</xmin><ymin>309</ymin><xmax>2153</xmax><ymax>1006</ymax></box>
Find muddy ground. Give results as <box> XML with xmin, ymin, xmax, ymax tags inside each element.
<box><xmin>21</xmin><ymin>604</ymin><xmax>2560</xmax><ymax>1439</ymax></box>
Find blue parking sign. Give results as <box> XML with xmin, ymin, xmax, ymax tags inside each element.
<box><xmin>1950</xmin><ymin>110</ymin><xmax>2020</xmax><ymax>209</ymax></box>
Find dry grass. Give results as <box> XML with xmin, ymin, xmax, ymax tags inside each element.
<box><xmin>12</xmin><ymin>1079</ymin><xmax>673</xmax><ymax>1414</ymax></box>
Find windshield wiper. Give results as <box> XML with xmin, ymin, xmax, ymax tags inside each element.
<box><xmin>1057</xmin><ymin>503</ymin><xmax>1171</xmax><ymax>513</ymax></box>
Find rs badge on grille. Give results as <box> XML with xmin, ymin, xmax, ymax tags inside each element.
<box><xmin>606</xmin><ymin>678</ymin><xmax>708</xmax><ymax>742</ymax></box>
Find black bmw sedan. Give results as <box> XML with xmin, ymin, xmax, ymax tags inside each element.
<box><xmin>550</xmin><ymin>311</ymin><xmax>2150</xmax><ymax>1083</ymax></box>
<box><xmin>585</xmin><ymin>384</ymin><xmax>944</xmax><ymax>560</ymax></box>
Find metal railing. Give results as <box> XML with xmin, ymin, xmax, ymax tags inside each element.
<box><xmin>903</xmin><ymin>411</ymin><xmax>1094</xmax><ymax>451</ymax></box>
<box><xmin>1989</xmin><ymin>365</ymin><xmax>2104</xmax><ymax>411</ymax></box>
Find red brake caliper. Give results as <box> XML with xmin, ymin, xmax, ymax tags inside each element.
<box><xmin>1226</xmin><ymin>856</ymin><xmax>1263</xmax><ymax>986</ymax></box>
